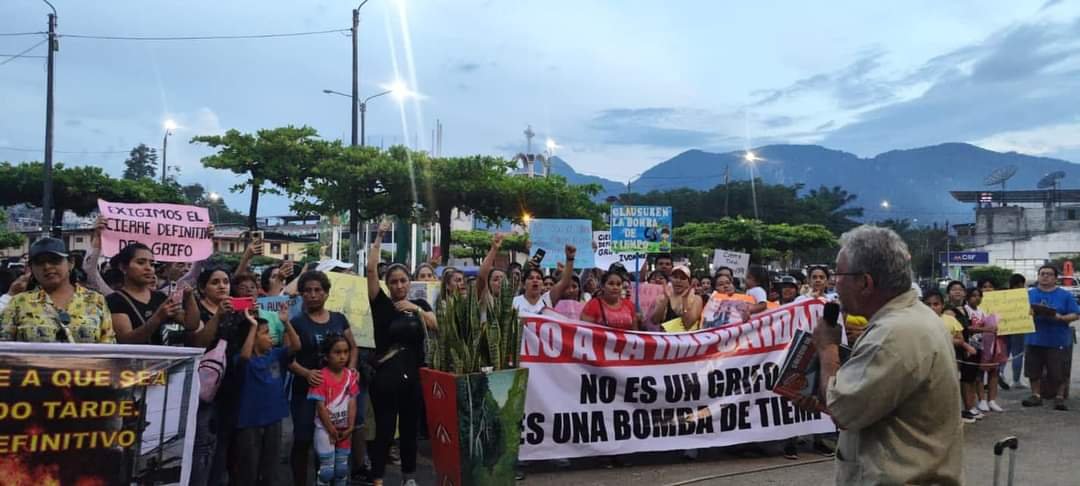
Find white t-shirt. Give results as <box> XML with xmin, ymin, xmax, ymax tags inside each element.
<box><xmin>513</xmin><ymin>292</ymin><xmax>552</xmax><ymax>314</ymax></box>
<box><xmin>796</xmin><ymin>292</ymin><xmax>838</xmax><ymax>303</ymax></box>
<box><xmin>747</xmin><ymin>287</ymin><xmax>768</xmax><ymax>304</ymax></box>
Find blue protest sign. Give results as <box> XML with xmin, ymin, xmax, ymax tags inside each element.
<box><xmin>528</xmin><ymin>219</ymin><xmax>595</xmax><ymax>268</ymax></box>
<box><xmin>256</xmin><ymin>295</ymin><xmax>303</xmax><ymax>319</ymax></box>
<box><xmin>610</xmin><ymin>206</ymin><xmax>673</xmax><ymax>254</ymax></box>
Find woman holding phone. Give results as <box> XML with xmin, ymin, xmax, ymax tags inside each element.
<box><xmin>191</xmin><ymin>267</ymin><xmax>253</xmax><ymax>486</ymax></box>
<box><xmin>107</xmin><ymin>243</ymin><xmax>201</xmax><ymax>346</ymax></box>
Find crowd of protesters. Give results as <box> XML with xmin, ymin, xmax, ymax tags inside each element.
<box><xmin>1</xmin><ymin>217</ymin><xmax>1078</xmax><ymax>485</ymax></box>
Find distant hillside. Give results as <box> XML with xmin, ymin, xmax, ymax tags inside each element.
<box><xmin>547</xmin><ymin>156</ymin><xmax>626</xmax><ymax>198</ymax></box>
<box><xmin>554</xmin><ymin>143</ymin><xmax>1080</xmax><ymax>223</ymax></box>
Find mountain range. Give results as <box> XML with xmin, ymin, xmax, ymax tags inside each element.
<box><xmin>548</xmin><ymin>143</ymin><xmax>1080</xmax><ymax>223</ymax></box>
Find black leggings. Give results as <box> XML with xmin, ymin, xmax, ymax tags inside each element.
<box><xmin>371</xmin><ymin>367</ymin><xmax>422</xmax><ymax>479</ymax></box>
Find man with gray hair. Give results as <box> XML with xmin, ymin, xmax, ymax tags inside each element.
<box><xmin>797</xmin><ymin>225</ymin><xmax>963</xmax><ymax>485</ymax></box>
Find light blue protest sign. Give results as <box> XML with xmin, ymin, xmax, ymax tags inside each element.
<box><xmin>528</xmin><ymin>219</ymin><xmax>595</xmax><ymax>268</ymax></box>
<box><xmin>610</xmin><ymin>206</ymin><xmax>673</xmax><ymax>254</ymax></box>
<box><xmin>256</xmin><ymin>295</ymin><xmax>303</xmax><ymax>319</ymax></box>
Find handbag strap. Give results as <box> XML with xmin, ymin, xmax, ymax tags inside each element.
<box><xmin>116</xmin><ymin>290</ymin><xmax>150</xmax><ymax>329</ymax></box>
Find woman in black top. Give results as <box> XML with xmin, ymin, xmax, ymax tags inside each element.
<box><xmin>367</xmin><ymin>221</ymin><xmax>436</xmax><ymax>486</ymax></box>
<box><xmin>287</xmin><ymin>270</ymin><xmax>355</xmax><ymax>486</ymax></box>
<box><xmin>106</xmin><ymin>243</ymin><xmax>201</xmax><ymax>346</ymax></box>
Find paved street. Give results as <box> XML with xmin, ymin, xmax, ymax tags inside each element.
<box><xmin>282</xmin><ymin>346</ymin><xmax>1080</xmax><ymax>485</ymax></box>
<box><xmin>518</xmin><ymin>346</ymin><xmax>1080</xmax><ymax>486</ymax></box>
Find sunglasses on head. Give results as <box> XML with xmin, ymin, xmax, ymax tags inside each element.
<box><xmin>55</xmin><ymin>309</ymin><xmax>73</xmax><ymax>343</ymax></box>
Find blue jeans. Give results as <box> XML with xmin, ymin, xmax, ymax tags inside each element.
<box><xmin>189</xmin><ymin>402</ymin><xmax>217</xmax><ymax>486</ymax></box>
<box><xmin>1009</xmin><ymin>334</ymin><xmax>1025</xmax><ymax>382</ymax></box>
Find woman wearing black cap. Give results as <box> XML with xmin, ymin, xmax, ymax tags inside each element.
<box><xmin>0</xmin><ymin>237</ymin><xmax>115</xmax><ymax>343</ymax></box>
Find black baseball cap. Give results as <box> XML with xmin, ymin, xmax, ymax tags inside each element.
<box><xmin>29</xmin><ymin>237</ymin><xmax>69</xmax><ymax>260</ymax></box>
<box><xmin>773</xmin><ymin>275</ymin><xmax>799</xmax><ymax>287</ymax></box>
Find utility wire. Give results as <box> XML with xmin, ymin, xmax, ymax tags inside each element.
<box><xmin>0</xmin><ymin>53</ymin><xmax>47</xmax><ymax>58</ymax></box>
<box><xmin>0</xmin><ymin>146</ymin><xmax>130</xmax><ymax>155</ymax></box>
<box><xmin>61</xmin><ymin>28</ymin><xmax>349</xmax><ymax>41</ymax></box>
<box><xmin>0</xmin><ymin>31</ymin><xmax>45</xmax><ymax>37</ymax></box>
<box><xmin>0</xmin><ymin>38</ymin><xmax>47</xmax><ymax>66</ymax></box>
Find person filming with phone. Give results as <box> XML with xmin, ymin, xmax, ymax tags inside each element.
<box><xmin>795</xmin><ymin>226</ymin><xmax>964</xmax><ymax>485</ymax></box>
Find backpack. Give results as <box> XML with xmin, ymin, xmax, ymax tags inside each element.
<box><xmin>198</xmin><ymin>339</ymin><xmax>228</xmax><ymax>403</ymax></box>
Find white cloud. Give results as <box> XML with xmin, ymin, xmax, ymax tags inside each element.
<box><xmin>972</xmin><ymin>122</ymin><xmax>1080</xmax><ymax>155</ymax></box>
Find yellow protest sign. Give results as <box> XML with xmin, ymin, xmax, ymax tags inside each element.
<box><xmin>324</xmin><ymin>272</ymin><xmax>382</xmax><ymax>348</ymax></box>
<box><xmin>980</xmin><ymin>288</ymin><xmax>1035</xmax><ymax>336</ymax></box>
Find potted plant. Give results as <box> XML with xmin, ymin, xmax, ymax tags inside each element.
<box><xmin>421</xmin><ymin>281</ymin><xmax>529</xmax><ymax>486</ymax></box>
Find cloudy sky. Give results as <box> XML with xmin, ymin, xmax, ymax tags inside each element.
<box><xmin>3</xmin><ymin>0</ymin><xmax>1079</xmax><ymax>214</ymax></box>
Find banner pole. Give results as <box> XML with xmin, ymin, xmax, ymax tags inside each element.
<box><xmin>635</xmin><ymin>254</ymin><xmax>641</xmax><ymax>312</ymax></box>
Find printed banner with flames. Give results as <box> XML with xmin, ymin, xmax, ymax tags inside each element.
<box><xmin>0</xmin><ymin>343</ymin><xmax>202</xmax><ymax>486</ymax></box>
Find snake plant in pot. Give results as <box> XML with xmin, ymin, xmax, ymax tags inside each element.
<box><xmin>421</xmin><ymin>280</ymin><xmax>529</xmax><ymax>486</ymax></box>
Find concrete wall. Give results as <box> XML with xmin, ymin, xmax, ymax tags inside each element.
<box><xmin>974</xmin><ymin>229</ymin><xmax>1079</xmax><ymax>267</ymax></box>
<box><xmin>972</xmin><ymin>204</ymin><xmax>1080</xmax><ymax>246</ymax></box>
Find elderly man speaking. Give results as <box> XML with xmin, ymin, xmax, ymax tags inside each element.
<box><xmin>799</xmin><ymin>226</ymin><xmax>963</xmax><ymax>485</ymax></box>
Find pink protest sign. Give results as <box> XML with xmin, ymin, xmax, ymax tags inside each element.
<box><xmin>631</xmin><ymin>282</ymin><xmax>667</xmax><ymax>315</ymax></box>
<box><xmin>98</xmin><ymin>199</ymin><xmax>212</xmax><ymax>262</ymax></box>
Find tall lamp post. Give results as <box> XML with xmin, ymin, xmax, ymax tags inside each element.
<box><xmin>744</xmin><ymin>151</ymin><xmax>761</xmax><ymax>221</ymax></box>
<box><xmin>161</xmin><ymin>120</ymin><xmax>177</xmax><ymax>184</ymax></box>
<box><xmin>323</xmin><ymin>85</ymin><xmax>401</xmax><ymax>147</ymax></box>
<box><xmin>41</xmin><ymin>0</ymin><xmax>58</xmax><ymax>236</ymax></box>
<box><xmin>207</xmin><ymin>192</ymin><xmax>221</xmax><ymax>224</ymax></box>
<box><xmin>321</xmin><ymin>82</ymin><xmax>411</xmax><ymax>263</ymax></box>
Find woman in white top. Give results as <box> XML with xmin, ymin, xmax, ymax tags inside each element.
<box><xmin>796</xmin><ymin>266</ymin><xmax>837</xmax><ymax>303</ymax></box>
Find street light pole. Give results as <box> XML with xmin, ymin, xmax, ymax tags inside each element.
<box><xmin>161</xmin><ymin>130</ymin><xmax>169</xmax><ymax>184</ymax></box>
<box><xmin>41</xmin><ymin>3</ymin><xmax>58</xmax><ymax>237</ymax></box>
<box><xmin>351</xmin><ymin>7</ymin><xmax>359</xmax><ymax>147</ymax></box>
<box><xmin>161</xmin><ymin>121</ymin><xmax>176</xmax><ymax>184</ymax></box>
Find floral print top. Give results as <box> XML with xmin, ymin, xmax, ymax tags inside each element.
<box><xmin>0</xmin><ymin>285</ymin><xmax>115</xmax><ymax>344</ymax></box>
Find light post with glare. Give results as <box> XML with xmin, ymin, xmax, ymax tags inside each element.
<box><xmin>744</xmin><ymin>151</ymin><xmax>760</xmax><ymax>220</ymax></box>
<box><xmin>161</xmin><ymin>120</ymin><xmax>177</xmax><ymax>184</ymax></box>
<box><xmin>207</xmin><ymin>192</ymin><xmax>221</xmax><ymax>224</ymax></box>
<box><xmin>322</xmin><ymin>83</ymin><xmax>411</xmax><ymax>263</ymax></box>
<box><xmin>323</xmin><ymin>82</ymin><xmax>406</xmax><ymax>147</ymax></box>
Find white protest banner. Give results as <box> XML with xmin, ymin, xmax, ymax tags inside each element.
<box><xmin>518</xmin><ymin>300</ymin><xmax>833</xmax><ymax>460</ymax></box>
<box><xmin>530</xmin><ymin>219</ymin><xmax>595</xmax><ymax>269</ymax></box>
<box><xmin>0</xmin><ymin>343</ymin><xmax>202</xmax><ymax>485</ymax></box>
<box><xmin>98</xmin><ymin>199</ymin><xmax>212</xmax><ymax>262</ymax></box>
<box><xmin>593</xmin><ymin>231</ymin><xmax>646</xmax><ymax>270</ymax></box>
<box><xmin>713</xmin><ymin>249</ymin><xmax>750</xmax><ymax>279</ymax></box>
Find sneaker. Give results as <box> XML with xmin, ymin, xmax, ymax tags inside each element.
<box><xmin>682</xmin><ymin>449</ymin><xmax>699</xmax><ymax>461</ymax></box>
<box><xmin>402</xmin><ymin>479</ymin><xmax>418</xmax><ymax>486</ymax></box>
<box><xmin>1013</xmin><ymin>378</ymin><xmax>1029</xmax><ymax>389</ymax></box>
<box><xmin>783</xmin><ymin>443</ymin><xmax>798</xmax><ymax>460</ymax></box>
<box><xmin>515</xmin><ymin>469</ymin><xmax>526</xmax><ymax>481</ymax></box>
<box><xmin>998</xmin><ymin>377</ymin><xmax>1011</xmax><ymax>390</ymax></box>
<box><xmin>988</xmin><ymin>400</ymin><xmax>1005</xmax><ymax>412</ymax></box>
<box><xmin>977</xmin><ymin>400</ymin><xmax>990</xmax><ymax>413</ymax></box>
<box><xmin>1021</xmin><ymin>395</ymin><xmax>1043</xmax><ymax>407</ymax></box>
<box><xmin>961</xmin><ymin>411</ymin><xmax>977</xmax><ymax>424</ymax></box>
<box><xmin>969</xmin><ymin>408</ymin><xmax>985</xmax><ymax>420</ymax></box>
<box><xmin>1054</xmin><ymin>400</ymin><xmax>1068</xmax><ymax>411</ymax></box>
<box><xmin>552</xmin><ymin>458</ymin><xmax>571</xmax><ymax>469</ymax></box>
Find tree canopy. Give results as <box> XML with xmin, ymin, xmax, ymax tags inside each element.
<box><xmin>122</xmin><ymin>143</ymin><xmax>158</xmax><ymax>180</ymax></box>
<box><xmin>192</xmin><ymin>125</ymin><xmax>329</xmax><ymax>230</ymax></box>
<box><xmin>626</xmin><ymin>180</ymin><xmax>863</xmax><ymax>234</ymax></box>
<box><xmin>674</xmin><ymin>218</ymin><xmax>837</xmax><ymax>266</ymax></box>
<box><xmin>0</xmin><ymin>162</ymin><xmax>184</xmax><ymax>228</ymax></box>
